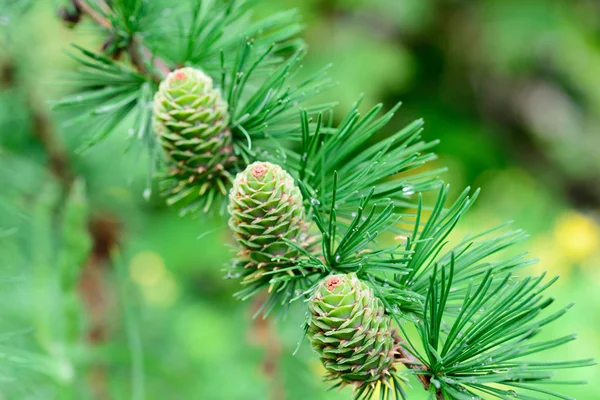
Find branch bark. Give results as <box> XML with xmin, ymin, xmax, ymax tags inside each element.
<box><xmin>248</xmin><ymin>296</ymin><xmax>285</xmax><ymax>400</ymax></box>
<box><xmin>29</xmin><ymin>96</ymin><xmax>74</xmax><ymax>190</ymax></box>
<box><xmin>393</xmin><ymin>330</ymin><xmax>444</xmax><ymax>400</ymax></box>
<box><xmin>71</xmin><ymin>0</ymin><xmax>110</xmax><ymax>29</ymax></box>
<box><xmin>78</xmin><ymin>214</ymin><xmax>121</xmax><ymax>400</ymax></box>
<box><xmin>1</xmin><ymin>58</ymin><xmax>74</xmax><ymax>192</ymax></box>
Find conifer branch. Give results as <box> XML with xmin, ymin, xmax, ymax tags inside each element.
<box><xmin>66</xmin><ymin>0</ymin><xmax>171</xmax><ymax>80</ymax></box>
<box><xmin>40</xmin><ymin>1</ymin><xmax>592</xmax><ymax>398</ymax></box>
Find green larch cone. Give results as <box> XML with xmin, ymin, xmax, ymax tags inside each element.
<box><xmin>307</xmin><ymin>273</ymin><xmax>398</xmax><ymax>390</ymax></box>
<box><xmin>228</xmin><ymin>161</ymin><xmax>310</xmax><ymax>279</ymax></box>
<box><xmin>153</xmin><ymin>67</ymin><xmax>235</xmax><ymax>214</ymax></box>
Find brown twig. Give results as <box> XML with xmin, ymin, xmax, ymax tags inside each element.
<box><xmin>3</xmin><ymin>58</ymin><xmax>68</xmax><ymax>188</ymax></box>
<box><xmin>29</xmin><ymin>98</ymin><xmax>75</xmax><ymax>190</ymax></box>
<box><xmin>77</xmin><ymin>214</ymin><xmax>121</xmax><ymax>400</ymax></box>
<box><xmin>68</xmin><ymin>0</ymin><xmax>171</xmax><ymax>80</ymax></box>
<box><xmin>393</xmin><ymin>330</ymin><xmax>444</xmax><ymax>400</ymax></box>
<box><xmin>248</xmin><ymin>296</ymin><xmax>285</xmax><ymax>400</ymax></box>
<box><xmin>72</xmin><ymin>0</ymin><xmax>110</xmax><ymax>29</ymax></box>
<box><xmin>127</xmin><ymin>37</ymin><xmax>170</xmax><ymax>82</ymax></box>
<box><xmin>1</xmin><ymin>58</ymin><xmax>74</xmax><ymax>192</ymax></box>
<box><xmin>141</xmin><ymin>46</ymin><xmax>172</xmax><ymax>80</ymax></box>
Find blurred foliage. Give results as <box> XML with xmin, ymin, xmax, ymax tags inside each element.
<box><xmin>0</xmin><ymin>0</ymin><xmax>599</xmax><ymax>399</ymax></box>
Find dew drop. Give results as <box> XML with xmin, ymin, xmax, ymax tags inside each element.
<box><xmin>226</xmin><ymin>271</ymin><xmax>241</xmax><ymax>279</ymax></box>
<box><xmin>402</xmin><ymin>185</ymin><xmax>415</xmax><ymax>196</ymax></box>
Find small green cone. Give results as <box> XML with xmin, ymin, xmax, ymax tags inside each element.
<box><xmin>307</xmin><ymin>273</ymin><xmax>397</xmax><ymax>390</ymax></box>
<box><xmin>228</xmin><ymin>161</ymin><xmax>310</xmax><ymax>280</ymax></box>
<box><xmin>153</xmin><ymin>67</ymin><xmax>234</xmax><ymax>214</ymax></box>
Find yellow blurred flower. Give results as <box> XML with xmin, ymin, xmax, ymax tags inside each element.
<box><xmin>581</xmin><ymin>253</ymin><xmax>600</xmax><ymax>284</ymax></box>
<box><xmin>553</xmin><ymin>211</ymin><xmax>600</xmax><ymax>263</ymax></box>
<box><xmin>129</xmin><ymin>251</ymin><xmax>179</xmax><ymax>307</ymax></box>
<box><xmin>141</xmin><ymin>274</ymin><xmax>179</xmax><ymax>308</ymax></box>
<box><xmin>529</xmin><ymin>234</ymin><xmax>571</xmax><ymax>280</ymax></box>
<box><xmin>129</xmin><ymin>251</ymin><xmax>166</xmax><ymax>286</ymax></box>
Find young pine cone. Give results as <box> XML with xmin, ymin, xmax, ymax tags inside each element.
<box><xmin>307</xmin><ymin>273</ymin><xmax>397</xmax><ymax>389</ymax></box>
<box><xmin>153</xmin><ymin>67</ymin><xmax>235</xmax><ymax>213</ymax></box>
<box><xmin>228</xmin><ymin>161</ymin><xmax>312</xmax><ymax>281</ymax></box>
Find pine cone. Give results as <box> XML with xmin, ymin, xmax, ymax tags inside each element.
<box><xmin>153</xmin><ymin>67</ymin><xmax>235</xmax><ymax>212</ymax></box>
<box><xmin>228</xmin><ymin>161</ymin><xmax>309</xmax><ymax>278</ymax></box>
<box><xmin>307</xmin><ymin>273</ymin><xmax>397</xmax><ymax>388</ymax></box>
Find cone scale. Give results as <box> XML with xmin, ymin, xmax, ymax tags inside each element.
<box><xmin>307</xmin><ymin>273</ymin><xmax>397</xmax><ymax>388</ymax></box>
<box><xmin>153</xmin><ymin>67</ymin><xmax>235</xmax><ymax>212</ymax></box>
<box><xmin>228</xmin><ymin>162</ymin><xmax>309</xmax><ymax>279</ymax></box>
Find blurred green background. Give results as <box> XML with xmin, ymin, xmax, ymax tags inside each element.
<box><xmin>1</xmin><ymin>0</ymin><xmax>599</xmax><ymax>399</ymax></box>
